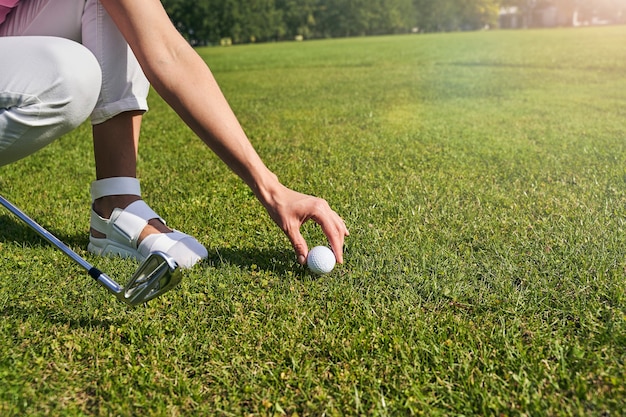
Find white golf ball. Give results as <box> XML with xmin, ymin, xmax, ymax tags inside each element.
<box><xmin>307</xmin><ymin>246</ymin><xmax>336</xmax><ymax>275</ymax></box>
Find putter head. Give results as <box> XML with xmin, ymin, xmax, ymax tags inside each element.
<box><xmin>122</xmin><ymin>251</ymin><xmax>182</xmax><ymax>306</ymax></box>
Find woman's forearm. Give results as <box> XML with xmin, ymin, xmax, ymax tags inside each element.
<box><xmin>151</xmin><ymin>46</ymin><xmax>281</xmax><ymax>199</ymax></box>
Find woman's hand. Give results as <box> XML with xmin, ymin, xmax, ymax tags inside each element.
<box><xmin>261</xmin><ymin>184</ymin><xmax>349</xmax><ymax>265</ymax></box>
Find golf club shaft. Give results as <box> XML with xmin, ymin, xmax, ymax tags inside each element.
<box><xmin>0</xmin><ymin>195</ymin><xmax>122</xmax><ymax>294</ymax></box>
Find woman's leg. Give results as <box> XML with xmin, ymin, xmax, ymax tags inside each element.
<box><xmin>81</xmin><ymin>1</ymin><xmax>169</xmax><ymax>240</ymax></box>
<box><xmin>0</xmin><ymin>0</ymin><xmax>99</xmax><ymax>166</ymax></box>
<box><xmin>3</xmin><ymin>0</ymin><xmax>149</xmax><ymax>188</ymax></box>
<box><xmin>81</xmin><ymin>0</ymin><xmax>206</xmax><ymax>267</ymax></box>
<box><xmin>91</xmin><ymin>111</ymin><xmax>172</xmax><ymax>242</ymax></box>
<box><xmin>0</xmin><ymin>36</ymin><xmax>101</xmax><ymax>167</ymax></box>
<box><xmin>1</xmin><ymin>0</ymin><xmax>206</xmax><ymax>267</ymax></box>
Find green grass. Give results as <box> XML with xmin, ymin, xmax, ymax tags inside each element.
<box><xmin>2</xmin><ymin>26</ymin><xmax>626</xmax><ymax>415</ymax></box>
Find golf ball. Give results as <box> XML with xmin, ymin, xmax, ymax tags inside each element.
<box><xmin>307</xmin><ymin>246</ymin><xmax>336</xmax><ymax>275</ymax></box>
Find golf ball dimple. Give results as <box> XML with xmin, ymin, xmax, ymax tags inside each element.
<box><xmin>307</xmin><ymin>246</ymin><xmax>336</xmax><ymax>275</ymax></box>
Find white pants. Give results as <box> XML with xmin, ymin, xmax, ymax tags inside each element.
<box><xmin>0</xmin><ymin>0</ymin><xmax>149</xmax><ymax>167</ymax></box>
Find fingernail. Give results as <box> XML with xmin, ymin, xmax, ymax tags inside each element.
<box><xmin>297</xmin><ymin>255</ymin><xmax>306</xmax><ymax>265</ymax></box>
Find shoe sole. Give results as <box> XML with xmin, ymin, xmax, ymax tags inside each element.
<box><xmin>88</xmin><ymin>240</ymin><xmax>146</xmax><ymax>263</ymax></box>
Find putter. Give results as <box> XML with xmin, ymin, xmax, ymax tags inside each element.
<box><xmin>0</xmin><ymin>194</ymin><xmax>182</xmax><ymax>306</ymax></box>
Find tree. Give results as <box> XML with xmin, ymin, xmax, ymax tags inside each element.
<box><xmin>164</xmin><ymin>0</ymin><xmax>595</xmax><ymax>45</ymax></box>
<box><xmin>163</xmin><ymin>0</ymin><xmax>218</xmax><ymax>45</ymax></box>
<box><xmin>232</xmin><ymin>0</ymin><xmax>285</xmax><ymax>43</ymax></box>
<box><xmin>413</xmin><ymin>0</ymin><xmax>498</xmax><ymax>31</ymax></box>
<box><xmin>275</xmin><ymin>0</ymin><xmax>319</xmax><ymax>39</ymax></box>
<box><xmin>370</xmin><ymin>0</ymin><xmax>418</xmax><ymax>34</ymax></box>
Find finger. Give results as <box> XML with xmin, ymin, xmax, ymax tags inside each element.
<box><xmin>286</xmin><ymin>227</ymin><xmax>309</xmax><ymax>265</ymax></box>
<box><xmin>327</xmin><ymin>228</ymin><xmax>346</xmax><ymax>264</ymax></box>
<box><xmin>313</xmin><ymin>211</ymin><xmax>349</xmax><ymax>264</ymax></box>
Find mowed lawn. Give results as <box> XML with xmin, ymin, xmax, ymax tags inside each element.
<box><xmin>1</xmin><ymin>26</ymin><xmax>626</xmax><ymax>415</ymax></box>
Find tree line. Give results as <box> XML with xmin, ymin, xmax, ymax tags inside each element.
<box><xmin>161</xmin><ymin>0</ymin><xmax>626</xmax><ymax>45</ymax></box>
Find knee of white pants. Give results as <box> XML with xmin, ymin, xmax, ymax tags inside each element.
<box><xmin>0</xmin><ymin>36</ymin><xmax>102</xmax><ymax>166</ymax></box>
<box><xmin>42</xmin><ymin>38</ymin><xmax>102</xmax><ymax>129</ymax></box>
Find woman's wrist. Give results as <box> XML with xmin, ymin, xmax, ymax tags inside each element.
<box><xmin>248</xmin><ymin>169</ymin><xmax>284</xmax><ymax>207</ymax></box>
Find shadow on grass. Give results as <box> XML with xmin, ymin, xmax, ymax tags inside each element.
<box><xmin>0</xmin><ymin>213</ymin><xmax>89</xmax><ymax>251</ymax></box>
<box><xmin>1</xmin><ymin>213</ymin><xmax>309</xmax><ymax>277</ymax></box>
<box><xmin>204</xmin><ymin>246</ymin><xmax>308</xmax><ymax>277</ymax></box>
<box><xmin>0</xmin><ymin>214</ymin><xmax>125</xmax><ymax>328</ymax></box>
